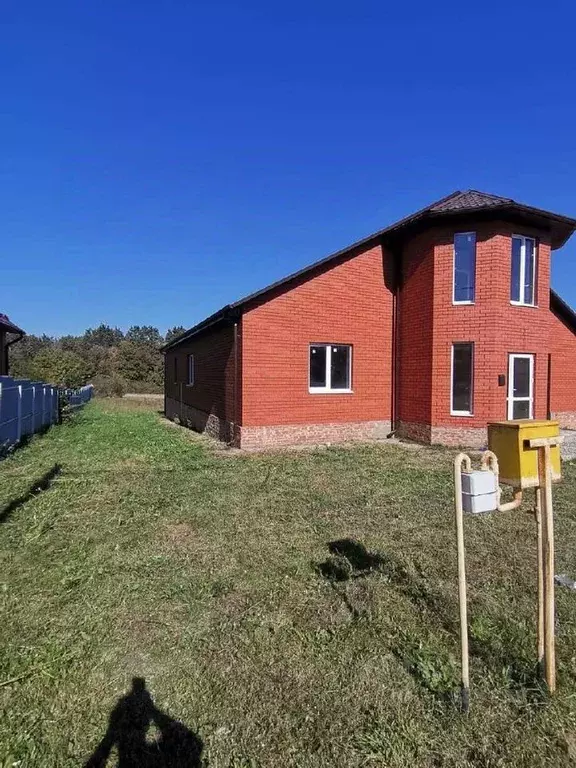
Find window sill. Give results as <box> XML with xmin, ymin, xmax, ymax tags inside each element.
<box><xmin>185</xmin><ymin>384</ymin><xmax>195</xmax><ymax>387</ymax></box>
<box><xmin>450</xmin><ymin>411</ymin><xmax>474</xmax><ymax>417</ymax></box>
<box><xmin>309</xmin><ymin>388</ymin><xmax>353</xmax><ymax>395</ymax></box>
<box><xmin>452</xmin><ymin>300</ymin><xmax>475</xmax><ymax>306</ymax></box>
<box><xmin>510</xmin><ymin>301</ymin><xmax>538</xmax><ymax>308</ymax></box>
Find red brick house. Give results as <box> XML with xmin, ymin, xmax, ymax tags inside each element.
<box><xmin>163</xmin><ymin>190</ymin><xmax>576</xmax><ymax>449</ymax></box>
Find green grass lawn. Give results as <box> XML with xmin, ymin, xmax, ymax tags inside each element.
<box><xmin>1</xmin><ymin>399</ymin><xmax>576</xmax><ymax>767</ymax></box>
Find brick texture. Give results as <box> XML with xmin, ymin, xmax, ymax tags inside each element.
<box><xmin>239</xmin><ymin>420</ymin><xmax>391</xmax><ymax>450</ymax></box>
<box><xmin>398</xmin><ymin>233</ymin><xmax>435</xmax><ymax>425</ymax></box>
<box><xmin>165</xmin><ymin>395</ymin><xmax>236</xmax><ymax>443</ymax></box>
<box><xmin>431</xmin><ymin>425</ymin><xmax>487</xmax><ymax>448</ymax></box>
<box><xmin>550</xmin><ymin>308</ymin><xmax>576</xmax><ymax>428</ymax></box>
<box><xmin>164</xmin><ymin>324</ymin><xmax>239</xmax><ymax>438</ymax></box>
<box><xmin>431</xmin><ymin>221</ymin><xmax>553</xmax><ymax>427</ymax></box>
<box><xmin>241</xmin><ymin>244</ymin><xmax>394</xmax><ymax>430</ymax></box>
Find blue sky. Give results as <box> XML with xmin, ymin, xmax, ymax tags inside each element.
<box><xmin>2</xmin><ymin>0</ymin><xmax>576</xmax><ymax>336</ymax></box>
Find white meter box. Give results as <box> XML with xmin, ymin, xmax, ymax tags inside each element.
<box><xmin>461</xmin><ymin>470</ymin><xmax>498</xmax><ymax>514</ymax></box>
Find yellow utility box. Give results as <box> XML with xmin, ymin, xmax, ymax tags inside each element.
<box><xmin>487</xmin><ymin>420</ymin><xmax>561</xmax><ymax>488</ymax></box>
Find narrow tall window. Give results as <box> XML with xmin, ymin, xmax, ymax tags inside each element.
<box><xmin>451</xmin><ymin>343</ymin><xmax>473</xmax><ymax>415</ymax></box>
<box><xmin>453</xmin><ymin>233</ymin><xmax>476</xmax><ymax>303</ymax></box>
<box><xmin>187</xmin><ymin>354</ymin><xmax>194</xmax><ymax>386</ymax></box>
<box><xmin>309</xmin><ymin>344</ymin><xmax>352</xmax><ymax>392</ymax></box>
<box><xmin>173</xmin><ymin>356</ymin><xmax>178</xmax><ymax>383</ymax></box>
<box><xmin>511</xmin><ymin>235</ymin><xmax>536</xmax><ymax>306</ymax></box>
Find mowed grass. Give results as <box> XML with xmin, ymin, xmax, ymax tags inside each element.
<box><xmin>1</xmin><ymin>399</ymin><xmax>576</xmax><ymax>767</ymax></box>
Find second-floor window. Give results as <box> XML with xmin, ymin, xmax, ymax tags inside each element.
<box><xmin>453</xmin><ymin>233</ymin><xmax>476</xmax><ymax>304</ymax></box>
<box><xmin>511</xmin><ymin>235</ymin><xmax>536</xmax><ymax>306</ymax></box>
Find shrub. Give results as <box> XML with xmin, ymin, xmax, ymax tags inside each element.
<box><xmin>92</xmin><ymin>374</ymin><xmax>127</xmax><ymax>398</ymax></box>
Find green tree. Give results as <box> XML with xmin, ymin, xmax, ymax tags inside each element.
<box><xmin>165</xmin><ymin>326</ymin><xmax>186</xmax><ymax>344</ymax></box>
<box><xmin>84</xmin><ymin>324</ymin><xmax>124</xmax><ymax>348</ymax></box>
<box><xmin>125</xmin><ymin>326</ymin><xmax>162</xmax><ymax>346</ymax></box>
<box><xmin>115</xmin><ymin>340</ymin><xmax>163</xmax><ymax>386</ymax></box>
<box><xmin>30</xmin><ymin>348</ymin><xmax>90</xmax><ymax>388</ymax></box>
<box><xmin>9</xmin><ymin>334</ymin><xmax>54</xmax><ymax>378</ymax></box>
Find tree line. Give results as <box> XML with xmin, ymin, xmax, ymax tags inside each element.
<box><xmin>9</xmin><ymin>324</ymin><xmax>186</xmax><ymax>395</ymax></box>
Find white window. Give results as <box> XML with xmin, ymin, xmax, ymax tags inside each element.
<box><xmin>309</xmin><ymin>344</ymin><xmax>352</xmax><ymax>393</ymax></box>
<box><xmin>453</xmin><ymin>232</ymin><xmax>476</xmax><ymax>304</ymax></box>
<box><xmin>507</xmin><ymin>354</ymin><xmax>534</xmax><ymax>419</ymax></box>
<box><xmin>511</xmin><ymin>235</ymin><xmax>536</xmax><ymax>306</ymax></box>
<box><xmin>187</xmin><ymin>354</ymin><xmax>194</xmax><ymax>386</ymax></box>
<box><xmin>451</xmin><ymin>343</ymin><xmax>474</xmax><ymax>415</ymax></box>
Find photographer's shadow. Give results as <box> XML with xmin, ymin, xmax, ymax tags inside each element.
<box><xmin>84</xmin><ymin>677</ymin><xmax>203</xmax><ymax>768</ymax></box>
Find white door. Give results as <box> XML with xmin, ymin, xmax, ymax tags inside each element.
<box><xmin>507</xmin><ymin>354</ymin><xmax>534</xmax><ymax>420</ymax></box>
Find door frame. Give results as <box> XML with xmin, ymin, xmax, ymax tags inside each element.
<box><xmin>507</xmin><ymin>353</ymin><xmax>534</xmax><ymax>420</ymax></box>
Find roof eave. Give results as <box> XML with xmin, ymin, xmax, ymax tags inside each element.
<box><xmin>0</xmin><ymin>320</ymin><xmax>25</xmax><ymax>335</ymax></box>
<box><xmin>421</xmin><ymin>203</ymin><xmax>576</xmax><ymax>249</ymax></box>
<box><xmin>550</xmin><ymin>289</ymin><xmax>576</xmax><ymax>331</ymax></box>
<box><xmin>161</xmin><ymin>305</ymin><xmax>241</xmax><ymax>352</ymax></box>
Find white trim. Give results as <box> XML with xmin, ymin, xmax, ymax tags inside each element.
<box><xmin>452</xmin><ymin>232</ymin><xmax>476</xmax><ymax>305</ymax></box>
<box><xmin>186</xmin><ymin>353</ymin><xmax>195</xmax><ymax>386</ymax></box>
<box><xmin>450</xmin><ymin>342</ymin><xmax>474</xmax><ymax>416</ymax></box>
<box><xmin>510</xmin><ymin>235</ymin><xmax>537</xmax><ymax>307</ymax></box>
<box><xmin>309</xmin><ymin>344</ymin><xmax>353</xmax><ymax>394</ymax></box>
<box><xmin>507</xmin><ymin>353</ymin><xmax>534</xmax><ymax>419</ymax></box>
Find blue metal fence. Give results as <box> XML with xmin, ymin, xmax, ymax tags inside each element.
<box><xmin>62</xmin><ymin>385</ymin><xmax>94</xmax><ymax>410</ymax></box>
<box><xmin>0</xmin><ymin>378</ymin><xmax>93</xmax><ymax>453</ymax></box>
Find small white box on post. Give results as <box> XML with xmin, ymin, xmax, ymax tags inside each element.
<box><xmin>461</xmin><ymin>470</ymin><xmax>498</xmax><ymax>515</ymax></box>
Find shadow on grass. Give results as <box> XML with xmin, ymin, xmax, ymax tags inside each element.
<box><xmin>0</xmin><ymin>463</ymin><xmax>62</xmax><ymax>524</ymax></box>
<box><xmin>317</xmin><ymin>539</ymin><xmax>385</xmax><ymax>581</ymax></box>
<box><xmin>84</xmin><ymin>677</ymin><xmax>203</xmax><ymax>768</ymax></box>
<box><xmin>316</xmin><ymin>538</ymin><xmax>544</xmax><ymax>696</ymax></box>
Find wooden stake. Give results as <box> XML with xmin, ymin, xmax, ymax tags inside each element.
<box><xmin>454</xmin><ymin>453</ymin><xmax>471</xmax><ymax>712</ymax></box>
<box><xmin>535</xmin><ymin>488</ymin><xmax>544</xmax><ymax>669</ymax></box>
<box><xmin>540</xmin><ymin>444</ymin><xmax>556</xmax><ymax>693</ymax></box>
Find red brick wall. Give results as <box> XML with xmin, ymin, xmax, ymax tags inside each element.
<box><xmin>430</xmin><ymin>221</ymin><xmax>552</xmax><ymax>427</ymax></box>
<box><xmin>164</xmin><ymin>323</ymin><xmax>238</xmax><ymax>424</ymax></box>
<box><xmin>397</xmin><ymin>232</ymin><xmax>435</xmax><ymax>426</ymax></box>
<box><xmin>550</xmin><ymin>309</ymin><xmax>576</xmax><ymax>417</ymax></box>
<box><xmin>241</xmin><ymin>244</ymin><xmax>394</xmax><ymax>427</ymax></box>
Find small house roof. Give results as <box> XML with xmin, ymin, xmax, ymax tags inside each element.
<box><xmin>0</xmin><ymin>313</ymin><xmax>25</xmax><ymax>335</ymax></box>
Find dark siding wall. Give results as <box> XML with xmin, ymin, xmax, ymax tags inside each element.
<box><xmin>164</xmin><ymin>323</ymin><xmax>238</xmax><ymax>423</ymax></box>
<box><xmin>0</xmin><ymin>331</ymin><xmax>6</xmax><ymax>375</ymax></box>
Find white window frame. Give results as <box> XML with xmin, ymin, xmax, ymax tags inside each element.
<box><xmin>309</xmin><ymin>344</ymin><xmax>353</xmax><ymax>394</ymax></box>
<box><xmin>507</xmin><ymin>353</ymin><xmax>534</xmax><ymax>420</ymax></box>
<box><xmin>510</xmin><ymin>235</ymin><xmax>537</xmax><ymax>307</ymax></box>
<box><xmin>186</xmin><ymin>353</ymin><xmax>195</xmax><ymax>386</ymax></box>
<box><xmin>452</xmin><ymin>232</ymin><xmax>476</xmax><ymax>305</ymax></box>
<box><xmin>450</xmin><ymin>342</ymin><xmax>474</xmax><ymax>416</ymax></box>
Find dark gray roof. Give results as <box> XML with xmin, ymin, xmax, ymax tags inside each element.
<box><xmin>163</xmin><ymin>190</ymin><xmax>576</xmax><ymax>351</ymax></box>
<box><xmin>0</xmin><ymin>314</ymin><xmax>25</xmax><ymax>335</ymax></box>
<box><xmin>429</xmin><ymin>190</ymin><xmax>514</xmax><ymax>212</ymax></box>
<box><xmin>550</xmin><ymin>290</ymin><xmax>576</xmax><ymax>332</ymax></box>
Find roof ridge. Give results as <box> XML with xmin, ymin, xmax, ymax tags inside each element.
<box><xmin>464</xmin><ymin>189</ymin><xmax>515</xmax><ymax>202</ymax></box>
<box><xmin>424</xmin><ymin>189</ymin><xmax>462</xmax><ymax>209</ymax></box>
